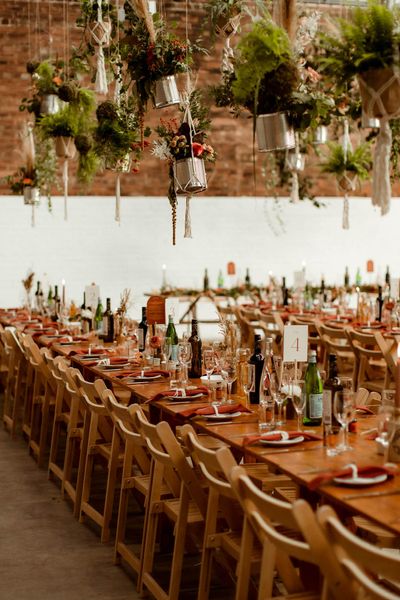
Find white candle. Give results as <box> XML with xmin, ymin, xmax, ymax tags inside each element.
<box><xmin>61</xmin><ymin>279</ymin><xmax>66</xmax><ymax>306</ymax></box>
<box><xmin>356</xmin><ymin>286</ymin><xmax>360</xmax><ymax>317</ymax></box>
<box><xmin>162</xmin><ymin>264</ymin><xmax>167</xmax><ymax>289</ymax></box>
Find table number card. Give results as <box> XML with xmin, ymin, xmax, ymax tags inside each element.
<box><xmin>85</xmin><ymin>284</ymin><xmax>100</xmax><ymax>311</ymax></box>
<box><xmin>283</xmin><ymin>325</ymin><xmax>308</xmax><ymax>362</ymax></box>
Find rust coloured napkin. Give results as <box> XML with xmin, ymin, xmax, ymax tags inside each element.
<box><xmin>243</xmin><ymin>431</ymin><xmax>322</xmax><ymax>446</ymax></box>
<box><xmin>308</xmin><ymin>465</ymin><xmax>397</xmax><ymax>491</ymax></box>
<box><xmin>180</xmin><ymin>402</ymin><xmax>251</xmax><ymax>418</ymax></box>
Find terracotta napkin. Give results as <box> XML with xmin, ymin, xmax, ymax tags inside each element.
<box><xmin>355</xmin><ymin>405</ymin><xmax>375</xmax><ymax>415</ymax></box>
<box><xmin>308</xmin><ymin>464</ymin><xmax>397</xmax><ymax>491</ymax></box>
<box><xmin>243</xmin><ymin>431</ymin><xmax>322</xmax><ymax>446</ymax></box>
<box><xmin>149</xmin><ymin>386</ymin><xmax>210</xmax><ymax>403</ymax></box>
<box><xmin>120</xmin><ymin>369</ymin><xmax>171</xmax><ymax>380</ymax></box>
<box><xmin>180</xmin><ymin>402</ymin><xmax>251</xmax><ymax>418</ymax></box>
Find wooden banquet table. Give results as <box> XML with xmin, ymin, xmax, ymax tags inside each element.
<box><xmin>35</xmin><ymin>337</ymin><xmax>400</xmax><ymax>539</ymax></box>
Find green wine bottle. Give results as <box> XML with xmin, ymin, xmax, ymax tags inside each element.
<box><xmin>94</xmin><ymin>298</ymin><xmax>104</xmax><ymax>337</ymax></box>
<box><xmin>303</xmin><ymin>350</ymin><xmax>323</xmax><ymax>426</ymax></box>
<box><xmin>166</xmin><ymin>314</ymin><xmax>179</xmax><ymax>361</ymax></box>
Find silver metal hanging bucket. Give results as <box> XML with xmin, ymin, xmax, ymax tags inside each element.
<box><xmin>174</xmin><ymin>158</ymin><xmax>207</xmax><ymax>194</ymax></box>
<box><xmin>40</xmin><ymin>94</ymin><xmax>61</xmax><ymax>115</ymax></box>
<box><xmin>23</xmin><ymin>187</ymin><xmax>40</xmax><ymax>205</ymax></box>
<box><xmin>313</xmin><ymin>125</ymin><xmax>328</xmax><ymax>145</ymax></box>
<box><xmin>256</xmin><ymin>112</ymin><xmax>295</xmax><ymax>152</ymax></box>
<box><xmin>361</xmin><ymin>111</ymin><xmax>380</xmax><ymax>129</ymax></box>
<box><xmin>55</xmin><ymin>136</ymin><xmax>76</xmax><ymax>159</ymax></box>
<box><xmin>286</xmin><ymin>151</ymin><xmax>305</xmax><ymax>172</ymax></box>
<box><xmin>154</xmin><ymin>75</ymin><xmax>180</xmax><ymax>109</ymax></box>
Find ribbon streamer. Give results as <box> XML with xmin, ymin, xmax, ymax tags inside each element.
<box><xmin>342</xmin><ymin>195</ymin><xmax>350</xmax><ymax>230</ymax></box>
<box><xmin>63</xmin><ymin>159</ymin><xmax>69</xmax><ymax>221</ymax></box>
<box><xmin>372</xmin><ymin>119</ymin><xmax>392</xmax><ymax>215</ymax></box>
<box><xmin>184</xmin><ymin>195</ymin><xmax>192</xmax><ymax>238</ymax></box>
<box><xmin>115</xmin><ymin>173</ymin><xmax>121</xmax><ymax>223</ymax></box>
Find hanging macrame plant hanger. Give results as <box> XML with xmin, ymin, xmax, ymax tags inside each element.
<box><xmin>88</xmin><ymin>0</ymin><xmax>112</xmax><ymax>95</ymax></box>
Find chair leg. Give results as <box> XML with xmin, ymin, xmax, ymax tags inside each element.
<box><xmin>168</xmin><ymin>491</ymin><xmax>190</xmax><ymax>600</ymax></box>
<box><xmin>101</xmin><ymin>429</ymin><xmax>121</xmax><ymax>543</ymax></box>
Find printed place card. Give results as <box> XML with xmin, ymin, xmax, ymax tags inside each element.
<box><xmin>283</xmin><ymin>325</ymin><xmax>308</xmax><ymax>362</ymax></box>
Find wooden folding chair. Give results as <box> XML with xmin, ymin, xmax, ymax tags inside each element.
<box><xmin>347</xmin><ymin>329</ymin><xmax>389</xmax><ymax>392</ymax></box>
<box><xmin>101</xmin><ymin>390</ymin><xmax>156</xmax><ymax>580</ymax></box>
<box><xmin>2</xmin><ymin>329</ymin><xmax>26</xmax><ymax>437</ymax></box>
<box><xmin>226</xmin><ymin>456</ymin><xmax>353</xmax><ymax>600</ymax></box>
<box><xmin>130</xmin><ymin>405</ymin><xmax>206</xmax><ymax>600</ymax></box>
<box><xmin>318</xmin><ymin>504</ymin><xmax>400</xmax><ymax>599</ymax></box>
<box><xmin>258</xmin><ymin>311</ymin><xmax>284</xmax><ymax>355</ymax></box>
<box><xmin>317</xmin><ymin>322</ymin><xmax>355</xmax><ymax>377</ymax></box>
<box><xmin>47</xmin><ymin>358</ymin><xmax>71</xmax><ymax>484</ymax></box>
<box><xmin>78</xmin><ymin>378</ymin><xmax>123</xmax><ymax>542</ymax></box>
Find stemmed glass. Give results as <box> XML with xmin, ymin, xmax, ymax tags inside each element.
<box><xmin>241</xmin><ymin>363</ymin><xmax>255</xmax><ymax>406</ymax></box>
<box><xmin>162</xmin><ymin>336</ymin><xmax>172</xmax><ymax>363</ymax></box>
<box><xmin>178</xmin><ymin>341</ymin><xmax>192</xmax><ymax>385</ymax></box>
<box><xmin>269</xmin><ymin>371</ymin><xmax>285</xmax><ymax>426</ymax></box>
<box><xmin>220</xmin><ymin>354</ymin><xmax>237</xmax><ymax>403</ymax></box>
<box><xmin>203</xmin><ymin>349</ymin><xmax>216</xmax><ymax>385</ymax></box>
<box><xmin>291</xmin><ymin>380</ymin><xmax>306</xmax><ymax>431</ymax></box>
<box><xmin>333</xmin><ymin>377</ymin><xmax>355</xmax><ymax>452</ymax></box>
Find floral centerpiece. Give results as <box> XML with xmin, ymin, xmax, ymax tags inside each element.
<box><xmin>152</xmin><ymin>90</ymin><xmax>216</xmax><ymax>245</ymax></box>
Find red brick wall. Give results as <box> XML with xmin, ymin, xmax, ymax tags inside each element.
<box><xmin>0</xmin><ymin>0</ymin><xmax>391</xmax><ymax>198</ymax></box>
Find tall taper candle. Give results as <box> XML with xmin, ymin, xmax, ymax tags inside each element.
<box><xmin>62</xmin><ymin>279</ymin><xmax>66</xmax><ymax>306</ymax></box>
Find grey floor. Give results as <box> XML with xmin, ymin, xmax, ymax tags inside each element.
<box><xmin>0</xmin><ymin>426</ymin><xmax>140</xmax><ymax>600</ymax></box>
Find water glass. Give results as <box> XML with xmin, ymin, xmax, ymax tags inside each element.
<box><xmin>258</xmin><ymin>399</ymin><xmax>275</xmax><ymax>433</ymax></box>
<box><xmin>241</xmin><ymin>363</ymin><xmax>255</xmax><ymax>406</ymax></box>
<box><xmin>333</xmin><ymin>385</ymin><xmax>355</xmax><ymax>452</ymax></box>
<box><xmin>203</xmin><ymin>349</ymin><xmax>216</xmax><ymax>384</ymax></box>
<box><xmin>291</xmin><ymin>380</ymin><xmax>305</xmax><ymax>431</ymax></box>
<box><xmin>220</xmin><ymin>354</ymin><xmax>237</xmax><ymax>403</ymax></box>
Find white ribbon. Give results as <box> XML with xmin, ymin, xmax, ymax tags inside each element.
<box><xmin>184</xmin><ymin>195</ymin><xmax>192</xmax><ymax>238</ymax></box>
<box><xmin>372</xmin><ymin>119</ymin><xmax>392</xmax><ymax>215</ymax></box>
<box><xmin>63</xmin><ymin>159</ymin><xmax>69</xmax><ymax>221</ymax></box>
<box><xmin>115</xmin><ymin>173</ymin><xmax>121</xmax><ymax>223</ymax></box>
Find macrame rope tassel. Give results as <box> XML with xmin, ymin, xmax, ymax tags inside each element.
<box><xmin>372</xmin><ymin>119</ymin><xmax>392</xmax><ymax>215</ymax></box>
<box><xmin>31</xmin><ymin>203</ymin><xmax>35</xmax><ymax>228</ymax></box>
<box><xmin>95</xmin><ymin>44</ymin><xmax>108</xmax><ymax>94</ymax></box>
<box><xmin>342</xmin><ymin>194</ymin><xmax>350</xmax><ymax>230</ymax></box>
<box><xmin>290</xmin><ymin>171</ymin><xmax>299</xmax><ymax>203</ymax></box>
<box><xmin>221</xmin><ymin>36</ymin><xmax>235</xmax><ymax>74</ymax></box>
<box><xmin>115</xmin><ymin>173</ymin><xmax>121</xmax><ymax>223</ymax></box>
<box><xmin>184</xmin><ymin>195</ymin><xmax>193</xmax><ymax>238</ymax></box>
<box><xmin>63</xmin><ymin>159</ymin><xmax>69</xmax><ymax>221</ymax></box>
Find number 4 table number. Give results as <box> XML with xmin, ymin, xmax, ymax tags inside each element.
<box><xmin>283</xmin><ymin>325</ymin><xmax>308</xmax><ymax>363</ymax></box>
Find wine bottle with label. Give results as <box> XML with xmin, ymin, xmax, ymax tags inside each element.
<box><xmin>103</xmin><ymin>298</ymin><xmax>114</xmax><ymax>343</ymax></box>
<box><xmin>137</xmin><ymin>307</ymin><xmax>148</xmax><ymax>352</ymax></box>
<box><xmin>303</xmin><ymin>350</ymin><xmax>323</xmax><ymax>426</ymax></box>
<box><xmin>322</xmin><ymin>354</ymin><xmax>342</xmax><ymax>441</ymax></box>
<box><xmin>52</xmin><ymin>285</ymin><xmax>61</xmax><ymax>321</ymax></box>
<box><xmin>249</xmin><ymin>334</ymin><xmax>264</xmax><ymax>404</ymax></box>
<box><xmin>217</xmin><ymin>270</ymin><xmax>224</xmax><ymax>289</ymax></box>
<box><xmin>166</xmin><ymin>314</ymin><xmax>179</xmax><ymax>362</ymax></box>
<box><xmin>94</xmin><ymin>298</ymin><xmax>104</xmax><ymax>337</ymax></box>
<box><xmin>80</xmin><ymin>292</ymin><xmax>92</xmax><ymax>334</ymax></box>
<box><xmin>344</xmin><ymin>266</ymin><xmax>350</xmax><ymax>288</ymax></box>
<box><xmin>203</xmin><ymin>269</ymin><xmax>209</xmax><ymax>292</ymax></box>
<box><xmin>245</xmin><ymin>268</ymin><xmax>251</xmax><ymax>289</ymax></box>
<box><xmin>188</xmin><ymin>319</ymin><xmax>202</xmax><ymax>378</ymax></box>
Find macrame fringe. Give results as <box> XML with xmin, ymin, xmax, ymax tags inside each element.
<box><xmin>184</xmin><ymin>195</ymin><xmax>192</xmax><ymax>238</ymax></box>
<box><xmin>290</xmin><ymin>171</ymin><xmax>299</xmax><ymax>203</ymax></box>
<box><xmin>342</xmin><ymin>195</ymin><xmax>350</xmax><ymax>230</ymax></box>
<box><xmin>115</xmin><ymin>174</ymin><xmax>121</xmax><ymax>223</ymax></box>
<box><xmin>95</xmin><ymin>45</ymin><xmax>108</xmax><ymax>94</ymax></box>
<box><xmin>221</xmin><ymin>36</ymin><xmax>235</xmax><ymax>74</ymax></box>
<box><xmin>63</xmin><ymin>159</ymin><xmax>68</xmax><ymax>221</ymax></box>
<box><xmin>372</xmin><ymin>119</ymin><xmax>392</xmax><ymax>215</ymax></box>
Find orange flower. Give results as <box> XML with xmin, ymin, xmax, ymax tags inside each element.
<box><xmin>22</xmin><ymin>178</ymin><xmax>33</xmax><ymax>185</ymax></box>
<box><xmin>52</xmin><ymin>76</ymin><xmax>62</xmax><ymax>86</ymax></box>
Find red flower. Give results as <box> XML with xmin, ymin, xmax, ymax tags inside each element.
<box><xmin>22</xmin><ymin>177</ymin><xmax>33</xmax><ymax>185</ymax></box>
<box><xmin>192</xmin><ymin>142</ymin><xmax>204</xmax><ymax>157</ymax></box>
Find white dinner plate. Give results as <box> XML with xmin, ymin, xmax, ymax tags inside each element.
<box><xmin>333</xmin><ymin>474</ymin><xmax>388</xmax><ymax>486</ymax></box>
<box><xmin>259</xmin><ymin>436</ymin><xmax>304</xmax><ymax>446</ymax></box>
<box><xmin>203</xmin><ymin>412</ymin><xmax>241</xmax><ymax>420</ymax></box>
<box><xmin>167</xmin><ymin>393</ymin><xmax>205</xmax><ymax>401</ymax></box>
<box><xmin>200</xmin><ymin>374</ymin><xmax>223</xmax><ymax>383</ymax></box>
<box><xmin>133</xmin><ymin>375</ymin><xmax>163</xmax><ymax>381</ymax></box>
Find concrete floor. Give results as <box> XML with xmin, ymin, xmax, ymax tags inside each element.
<box><xmin>0</xmin><ymin>426</ymin><xmax>140</xmax><ymax>600</ymax></box>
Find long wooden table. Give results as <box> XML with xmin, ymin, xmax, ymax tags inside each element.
<box><xmin>35</xmin><ymin>338</ymin><xmax>400</xmax><ymax>539</ymax></box>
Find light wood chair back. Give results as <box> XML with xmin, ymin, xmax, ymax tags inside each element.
<box><xmin>318</xmin><ymin>504</ymin><xmax>400</xmax><ymax>599</ymax></box>
<box><xmin>227</xmin><ymin>456</ymin><xmax>353</xmax><ymax>600</ymax></box>
<box><xmin>347</xmin><ymin>329</ymin><xmax>389</xmax><ymax>392</ymax></box>
<box><xmin>318</xmin><ymin>322</ymin><xmax>355</xmax><ymax>376</ymax></box>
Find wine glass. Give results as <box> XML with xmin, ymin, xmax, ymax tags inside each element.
<box><xmin>203</xmin><ymin>349</ymin><xmax>216</xmax><ymax>385</ymax></box>
<box><xmin>220</xmin><ymin>354</ymin><xmax>237</xmax><ymax>404</ymax></box>
<box><xmin>291</xmin><ymin>380</ymin><xmax>306</xmax><ymax>431</ymax></box>
<box><xmin>269</xmin><ymin>371</ymin><xmax>285</xmax><ymax>426</ymax></box>
<box><xmin>259</xmin><ymin>367</ymin><xmax>276</xmax><ymax>432</ymax></box>
<box><xmin>178</xmin><ymin>341</ymin><xmax>192</xmax><ymax>385</ymax></box>
<box><xmin>333</xmin><ymin>378</ymin><xmax>355</xmax><ymax>452</ymax></box>
<box><xmin>241</xmin><ymin>363</ymin><xmax>255</xmax><ymax>406</ymax></box>
<box><xmin>162</xmin><ymin>336</ymin><xmax>172</xmax><ymax>363</ymax></box>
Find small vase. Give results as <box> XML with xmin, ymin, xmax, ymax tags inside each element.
<box><xmin>23</xmin><ymin>186</ymin><xmax>40</xmax><ymax>205</ymax></box>
<box><xmin>361</xmin><ymin>112</ymin><xmax>380</xmax><ymax>129</ymax></box>
<box><xmin>256</xmin><ymin>112</ymin><xmax>295</xmax><ymax>152</ymax></box>
<box><xmin>40</xmin><ymin>94</ymin><xmax>61</xmax><ymax>115</ymax></box>
<box><xmin>154</xmin><ymin>76</ymin><xmax>180</xmax><ymax>109</ymax></box>
<box><xmin>286</xmin><ymin>151</ymin><xmax>305</xmax><ymax>172</ymax></box>
<box><xmin>313</xmin><ymin>125</ymin><xmax>329</xmax><ymax>145</ymax></box>
<box><xmin>174</xmin><ymin>157</ymin><xmax>207</xmax><ymax>195</ymax></box>
<box><xmin>55</xmin><ymin>136</ymin><xmax>76</xmax><ymax>159</ymax></box>
<box><xmin>106</xmin><ymin>153</ymin><xmax>131</xmax><ymax>172</ymax></box>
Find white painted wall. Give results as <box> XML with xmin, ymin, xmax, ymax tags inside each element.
<box><xmin>0</xmin><ymin>194</ymin><xmax>398</xmax><ymax>321</ymax></box>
